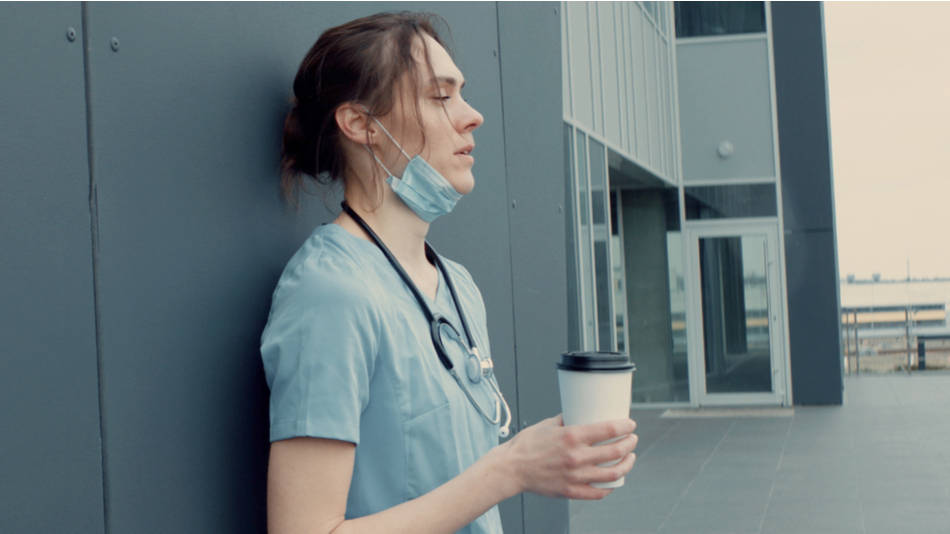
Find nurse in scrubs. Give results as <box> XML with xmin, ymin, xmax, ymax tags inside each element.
<box><xmin>262</xmin><ymin>12</ymin><xmax>638</xmax><ymax>534</ymax></box>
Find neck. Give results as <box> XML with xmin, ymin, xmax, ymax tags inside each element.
<box><xmin>336</xmin><ymin>189</ymin><xmax>432</xmax><ymax>272</ymax></box>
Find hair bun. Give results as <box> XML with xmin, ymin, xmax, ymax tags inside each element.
<box><xmin>280</xmin><ymin>103</ymin><xmax>317</xmax><ymax>191</ymax></box>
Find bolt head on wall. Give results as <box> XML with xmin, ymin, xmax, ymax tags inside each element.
<box><xmin>717</xmin><ymin>140</ymin><xmax>734</xmax><ymax>159</ymax></box>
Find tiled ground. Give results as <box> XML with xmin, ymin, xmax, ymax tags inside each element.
<box><xmin>569</xmin><ymin>373</ymin><xmax>950</xmax><ymax>534</ymax></box>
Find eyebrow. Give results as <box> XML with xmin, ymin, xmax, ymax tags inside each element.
<box><xmin>434</xmin><ymin>76</ymin><xmax>466</xmax><ymax>89</ymax></box>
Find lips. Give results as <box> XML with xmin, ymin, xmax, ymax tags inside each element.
<box><xmin>455</xmin><ymin>144</ymin><xmax>474</xmax><ymax>156</ymax></box>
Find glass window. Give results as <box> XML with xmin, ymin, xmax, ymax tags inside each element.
<box><xmin>674</xmin><ymin>1</ymin><xmax>765</xmax><ymax>38</ymax></box>
<box><xmin>612</xmin><ymin>183</ymin><xmax>688</xmax><ymax>403</ymax></box>
<box><xmin>595</xmin><ymin>240</ymin><xmax>613</xmax><ymax>351</ymax></box>
<box><xmin>685</xmin><ymin>183</ymin><xmax>777</xmax><ymax>220</ymax></box>
<box><xmin>588</xmin><ymin>138</ymin><xmax>614</xmax><ymax>351</ymax></box>
<box><xmin>589</xmin><ymin>138</ymin><xmax>607</xmax><ymax>226</ymax></box>
<box><xmin>610</xmin><ymin>191</ymin><xmax>629</xmax><ymax>355</ymax></box>
<box><xmin>567</xmin><ymin>140</ymin><xmax>693</xmax><ymax>401</ymax></box>
<box><xmin>699</xmin><ymin>235</ymin><xmax>773</xmax><ymax>393</ymax></box>
<box><xmin>564</xmin><ymin>125</ymin><xmax>580</xmax><ymax>351</ymax></box>
<box><xmin>574</xmin><ymin>130</ymin><xmax>596</xmax><ymax>349</ymax></box>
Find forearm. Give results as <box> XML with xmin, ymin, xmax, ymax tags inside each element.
<box><xmin>332</xmin><ymin>442</ymin><xmax>519</xmax><ymax>534</ymax></box>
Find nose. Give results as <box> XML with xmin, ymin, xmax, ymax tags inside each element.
<box><xmin>458</xmin><ymin>99</ymin><xmax>484</xmax><ymax>133</ymax></box>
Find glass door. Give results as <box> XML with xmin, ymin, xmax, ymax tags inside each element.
<box><xmin>685</xmin><ymin>223</ymin><xmax>789</xmax><ymax>406</ymax></box>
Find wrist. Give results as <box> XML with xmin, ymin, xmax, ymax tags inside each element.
<box><xmin>482</xmin><ymin>440</ymin><xmax>523</xmax><ymax>500</ymax></box>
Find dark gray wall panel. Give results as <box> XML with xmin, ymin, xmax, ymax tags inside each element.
<box><xmin>783</xmin><ymin>230</ymin><xmax>843</xmax><ymax>404</ymax></box>
<box><xmin>84</xmin><ymin>4</ymin><xmax>320</xmax><ymax>530</ymax></box>
<box><xmin>84</xmin><ymin>2</ymin><xmax>523</xmax><ymax>532</ymax></box>
<box><xmin>498</xmin><ymin>3</ymin><xmax>571</xmax><ymax>533</ymax></box>
<box><xmin>772</xmin><ymin>2</ymin><xmax>843</xmax><ymax>405</ymax></box>
<box><xmin>0</xmin><ymin>3</ymin><xmax>104</xmax><ymax>532</ymax></box>
<box><xmin>772</xmin><ymin>1</ymin><xmax>836</xmax><ymax>233</ymax></box>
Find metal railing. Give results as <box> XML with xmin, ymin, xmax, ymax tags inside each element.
<box><xmin>842</xmin><ymin>303</ymin><xmax>949</xmax><ymax>373</ymax></box>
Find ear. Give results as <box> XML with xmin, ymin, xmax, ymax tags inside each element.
<box><xmin>335</xmin><ymin>102</ymin><xmax>376</xmax><ymax>145</ymax></box>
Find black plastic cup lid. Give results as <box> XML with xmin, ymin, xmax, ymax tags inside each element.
<box><xmin>557</xmin><ymin>351</ymin><xmax>636</xmax><ymax>372</ymax></box>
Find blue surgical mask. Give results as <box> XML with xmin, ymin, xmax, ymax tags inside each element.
<box><xmin>366</xmin><ymin>117</ymin><xmax>462</xmax><ymax>223</ymax></box>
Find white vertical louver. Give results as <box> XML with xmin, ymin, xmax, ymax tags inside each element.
<box><xmin>562</xmin><ymin>1</ymin><xmax>680</xmax><ymax>184</ymax></box>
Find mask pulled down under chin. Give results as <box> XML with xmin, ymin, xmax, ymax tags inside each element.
<box><xmin>385</xmin><ymin>155</ymin><xmax>463</xmax><ymax>223</ymax></box>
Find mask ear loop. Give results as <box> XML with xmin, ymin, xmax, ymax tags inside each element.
<box><xmin>361</xmin><ymin>107</ymin><xmax>412</xmax><ymax>175</ymax></box>
<box><xmin>363</xmin><ymin>145</ymin><xmax>396</xmax><ymax>178</ymax></box>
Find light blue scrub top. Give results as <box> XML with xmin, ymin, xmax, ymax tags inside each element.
<box><xmin>261</xmin><ymin>223</ymin><xmax>503</xmax><ymax>534</ymax></box>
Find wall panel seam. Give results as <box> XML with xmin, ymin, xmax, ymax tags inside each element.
<box><xmin>493</xmin><ymin>4</ymin><xmax>526</xmax><ymax>533</ymax></box>
<box><xmin>81</xmin><ymin>3</ymin><xmax>110</xmax><ymax>533</ymax></box>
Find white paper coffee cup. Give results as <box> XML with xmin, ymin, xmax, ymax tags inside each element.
<box><xmin>557</xmin><ymin>351</ymin><xmax>636</xmax><ymax>489</ymax></box>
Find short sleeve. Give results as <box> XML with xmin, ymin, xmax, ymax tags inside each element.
<box><xmin>260</xmin><ymin>262</ymin><xmax>379</xmax><ymax>444</ymax></box>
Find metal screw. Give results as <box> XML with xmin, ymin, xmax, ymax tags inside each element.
<box><xmin>110</xmin><ymin>37</ymin><xmax>120</xmax><ymax>52</ymax></box>
<box><xmin>66</xmin><ymin>27</ymin><xmax>77</xmax><ymax>42</ymax></box>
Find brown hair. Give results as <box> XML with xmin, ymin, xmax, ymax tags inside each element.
<box><xmin>279</xmin><ymin>12</ymin><xmax>450</xmax><ymax>207</ymax></box>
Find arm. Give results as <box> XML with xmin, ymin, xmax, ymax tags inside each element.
<box><xmin>267</xmin><ymin>416</ymin><xmax>638</xmax><ymax>534</ymax></box>
<box><xmin>268</xmin><ymin>436</ymin><xmax>516</xmax><ymax>534</ymax></box>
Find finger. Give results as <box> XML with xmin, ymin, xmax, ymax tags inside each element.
<box><xmin>585</xmin><ymin>433</ymin><xmax>638</xmax><ymax>465</ymax></box>
<box><xmin>573</xmin><ymin>418</ymin><xmax>636</xmax><ymax>445</ymax></box>
<box><xmin>577</xmin><ymin>452</ymin><xmax>636</xmax><ymax>484</ymax></box>
<box><xmin>564</xmin><ymin>484</ymin><xmax>613</xmax><ymax>501</ymax></box>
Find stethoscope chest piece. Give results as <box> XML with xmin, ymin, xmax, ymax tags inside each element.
<box><xmin>466</xmin><ymin>347</ymin><xmax>493</xmax><ymax>383</ymax></box>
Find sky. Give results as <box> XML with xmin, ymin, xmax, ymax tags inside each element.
<box><xmin>823</xmin><ymin>2</ymin><xmax>950</xmax><ymax>279</ymax></box>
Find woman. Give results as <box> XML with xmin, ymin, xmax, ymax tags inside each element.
<box><xmin>262</xmin><ymin>12</ymin><xmax>638</xmax><ymax>534</ymax></box>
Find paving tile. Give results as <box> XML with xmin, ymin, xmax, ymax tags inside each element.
<box><xmin>856</xmin><ymin>477</ymin><xmax>947</xmax><ymax>503</ymax></box>
<box><xmin>571</xmin><ymin>492</ymin><xmax>671</xmax><ymax>534</ymax></box>
<box><xmin>761</xmin><ymin>497</ymin><xmax>865</xmax><ymax>534</ymax></box>
<box><xmin>860</xmin><ymin>497</ymin><xmax>950</xmax><ymax>534</ymax></box>
<box><xmin>659</xmin><ymin>498</ymin><xmax>766</xmax><ymax>534</ymax></box>
<box><xmin>781</xmin><ymin>439</ymin><xmax>857</xmax><ymax>458</ymax></box>
<box><xmin>703</xmin><ymin>451</ymin><xmax>782</xmax><ymax>471</ymax></box>
<box><xmin>682</xmin><ymin>473</ymin><xmax>774</xmax><ymax>500</ymax></box>
<box><xmin>633</xmin><ymin>455</ymin><xmax>709</xmax><ymax>473</ymax></box>
<box><xmin>611</xmin><ymin>482</ymin><xmax>685</xmax><ymax>502</ymax></box>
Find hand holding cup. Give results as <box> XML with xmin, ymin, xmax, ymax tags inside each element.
<box><xmin>500</xmin><ymin>414</ymin><xmax>638</xmax><ymax>500</ymax></box>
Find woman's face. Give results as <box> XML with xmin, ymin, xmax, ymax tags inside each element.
<box><xmin>376</xmin><ymin>34</ymin><xmax>484</xmax><ymax>195</ymax></box>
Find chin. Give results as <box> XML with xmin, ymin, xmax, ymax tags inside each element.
<box><xmin>452</xmin><ymin>173</ymin><xmax>476</xmax><ymax>195</ymax></box>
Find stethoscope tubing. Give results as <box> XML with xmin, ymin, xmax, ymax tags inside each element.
<box><xmin>341</xmin><ymin>202</ymin><xmax>472</xmax><ymax>369</ymax></box>
<box><xmin>340</xmin><ymin>202</ymin><xmax>511</xmax><ymax>435</ymax></box>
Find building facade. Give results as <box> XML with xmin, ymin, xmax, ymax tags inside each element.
<box><xmin>561</xmin><ymin>1</ymin><xmax>842</xmax><ymax>409</ymax></box>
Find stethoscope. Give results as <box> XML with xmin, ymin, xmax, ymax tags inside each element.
<box><xmin>341</xmin><ymin>202</ymin><xmax>512</xmax><ymax>438</ymax></box>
